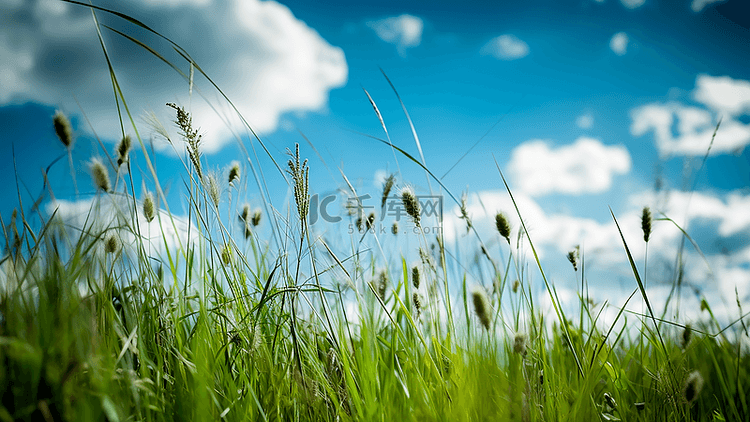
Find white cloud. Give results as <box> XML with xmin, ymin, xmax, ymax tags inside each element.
<box><xmin>507</xmin><ymin>137</ymin><xmax>631</xmax><ymax>196</ymax></box>
<box><xmin>576</xmin><ymin>113</ymin><xmax>594</xmax><ymax>129</ymax></box>
<box><xmin>631</xmin><ymin>102</ymin><xmax>750</xmax><ymax>156</ymax></box>
<box><xmin>620</xmin><ymin>0</ymin><xmax>646</xmax><ymax>8</ymax></box>
<box><xmin>447</xmin><ymin>187</ymin><xmax>750</xmax><ymax>261</ymax></box>
<box><xmin>609</xmin><ymin>32</ymin><xmax>629</xmax><ymax>56</ymax></box>
<box><xmin>443</xmin><ymin>187</ymin><xmax>750</xmax><ymax>323</ymax></box>
<box><xmin>367</xmin><ymin>14</ymin><xmax>423</xmax><ymax>54</ymax></box>
<box><xmin>480</xmin><ymin>34</ymin><xmax>529</xmax><ymax>60</ymax></box>
<box><xmin>46</xmin><ymin>196</ymin><xmax>198</xmax><ymax>260</ymax></box>
<box><xmin>693</xmin><ymin>74</ymin><xmax>750</xmax><ymax>118</ymax></box>
<box><xmin>691</xmin><ymin>0</ymin><xmax>727</xmax><ymax>12</ymax></box>
<box><xmin>0</xmin><ymin>0</ymin><xmax>348</xmax><ymax>154</ymax></box>
<box><xmin>443</xmin><ymin>190</ymin><xmax>645</xmax><ymax>263</ymax></box>
<box><xmin>633</xmin><ymin>190</ymin><xmax>750</xmax><ymax>237</ymax></box>
<box><xmin>631</xmin><ymin>75</ymin><xmax>750</xmax><ymax>156</ymax></box>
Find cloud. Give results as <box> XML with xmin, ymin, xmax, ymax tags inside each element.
<box><xmin>634</xmin><ymin>190</ymin><xmax>750</xmax><ymax>238</ymax></box>
<box><xmin>442</xmin><ymin>187</ymin><xmax>750</xmax><ymax>324</ymax></box>
<box><xmin>631</xmin><ymin>75</ymin><xmax>750</xmax><ymax>156</ymax></box>
<box><xmin>367</xmin><ymin>14</ymin><xmax>423</xmax><ymax>54</ymax></box>
<box><xmin>691</xmin><ymin>0</ymin><xmax>727</xmax><ymax>12</ymax></box>
<box><xmin>0</xmin><ymin>0</ymin><xmax>348</xmax><ymax>154</ymax></box>
<box><xmin>576</xmin><ymin>113</ymin><xmax>594</xmax><ymax>129</ymax></box>
<box><xmin>46</xmin><ymin>196</ymin><xmax>198</xmax><ymax>260</ymax></box>
<box><xmin>507</xmin><ymin>137</ymin><xmax>631</xmax><ymax>196</ymax></box>
<box><xmin>693</xmin><ymin>74</ymin><xmax>750</xmax><ymax>118</ymax></box>
<box><xmin>443</xmin><ymin>190</ymin><xmax>643</xmax><ymax>263</ymax></box>
<box><xmin>620</xmin><ymin>0</ymin><xmax>646</xmax><ymax>8</ymax></box>
<box><xmin>445</xmin><ymin>187</ymin><xmax>750</xmax><ymax>262</ymax></box>
<box><xmin>609</xmin><ymin>32</ymin><xmax>629</xmax><ymax>56</ymax></box>
<box><xmin>480</xmin><ymin>34</ymin><xmax>529</xmax><ymax>60</ymax></box>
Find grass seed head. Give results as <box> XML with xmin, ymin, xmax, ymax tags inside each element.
<box><xmin>682</xmin><ymin>323</ymin><xmax>692</xmax><ymax>348</ymax></box>
<box><xmin>366</xmin><ymin>212</ymin><xmax>375</xmax><ymax>230</ymax></box>
<box><xmin>512</xmin><ymin>279</ymin><xmax>520</xmax><ymax>293</ymax></box>
<box><xmin>460</xmin><ymin>191</ymin><xmax>472</xmax><ymax>233</ymax></box>
<box><xmin>567</xmin><ymin>246</ymin><xmax>580</xmax><ymax>271</ymax></box>
<box><xmin>419</xmin><ymin>247</ymin><xmax>435</xmax><ymax>270</ymax></box>
<box><xmin>370</xmin><ymin>271</ymin><xmax>387</xmax><ymax>301</ymax></box>
<box><xmin>412</xmin><ymin>292</ymin><xmax>421</xmax><ymax>314</ymax></box>
<box><xmin>143</xmin><ymin>192</ymin><xmax>155</xmax><ymax>222</ymax></box>
<box><xmin>472</xmin><ymin>288</ymin><xmax>491</xmax><ymax>330</ymax></box>
<box><xmin>495</xmin><ymin>212</ymin><xmax>511</xmax><ymax>243</ymax></box>
<box><xmin>412</xmin><ymin>265</ymin><xmax>420</xmax><ymax>289</ymax></box>
<box><xmin>104</xmin><ymin>233</ymin><xmax>120</xmax><ymax>254</ymax></box>
<box><xmin>205</xmin><ymin>172</ymin><xmax>221</xmax><ymax>208</ymax></box>
<box><xmin>251</xmin><ymin>209</ymin><xmax>261</xmax><ymax>227</ymax></box>
<box><xmin>116</xmin><ymin>135</ymin><xmax>132</xmax><ymax>167</ymax></box>
<box><xmin>53</xmin><ymin>110</ymin><xmax>73</xmax><ymax>149</ymax></box>
<box><xmin>240</xmin><ymin>204</ymin><xmax>250</xmax><ymax>222</ymax></box>
<box><xmin>167</xmin><ymin>103</ymin><xmax>203</xmax><ymax>179</ymax></box>
<box><xmin>286</xmin><ymin>144</ymin><xmax>310</xmax><ymax>232</ymax></box>
<box><xmin>683</xmin><ymin>370</ymin><xmax>704</xmax><ymax>403</ymax></box>
<box><xmin>90</xmin><ymin>158</ymin><xmax>111</xmax><ymax>192</ymax></box>
<box><xmin>228</xmin><ymin>161</ymin><xmax>240</xmax><ymax>186</ymax></box>
<box><xmin>221</xmin><ymin>243</ymin><xmax>232</xmax><ymax>265</ymax></box>
<box><xmin>401</xmin><ymin>186</ymin><xmax>420</xmax><ymax>227</ymax></box>
<box><xmin>513</xmin><ymin>332</ymin><xmax>527</xmax><ymax>356</ymax></box>
<box><xmin>641</xmin><ymin>206</ymin><xmax>652</xmax><ymax>243</ymax></box>
<box><xmin>381</xmin><ymin>173</ymin><xmax>395</xmax><ymax>208</ymax></box>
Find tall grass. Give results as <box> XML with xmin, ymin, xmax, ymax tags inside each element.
<box><xmin>1</xmin><ymin>3</ymin><xmax>748</xmax><ymax>421</ymax></box>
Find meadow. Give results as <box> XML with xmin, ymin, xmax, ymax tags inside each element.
<box><xmin>1</xmin><ymin>3</ymin><xmax>748</xmax><ymax>421</ymax></box>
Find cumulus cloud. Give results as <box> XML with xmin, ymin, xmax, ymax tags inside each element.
<box><xmin>693</xmin><ymin>74</ymin><xmax>750</xmax><ymax>117</ymax></box>
<box><xmin>576</xmin><ymin>113</ymin><xmax>594</xmax><ymax>129</ymax></box>
<box><xmin>631</xmin><ymin>75</ymin><xmax>750</xmax><ymax>156</ymax></box>
<box><xmin>443</xmin><ymin>188</ymin><xmax>750</xmax><ymax>323</ymax></box>
<box><xmin>507</xmin><ymin>137</ymin><xmax>631</xmax><ymax>196</ymax></box>
<box><xmin>445</xmin><ymin>187</ymin><xmax>750</xmax><ymax>261</ymax></box>
<box><xmin>634</xmin><ymin>190</ymin><xmax>750</xmax><ymax>238</ymax></box>
<box><xmin>444</xmin><ymin>190</ymin><xmax>643</xmax><ymax>263</ymax></box>
<box><xmin>46</xmin><ymin>196</ymin><xmax>197</xmax><ymax>260</ymax></box>
<box><xmin>367</xmin><ymin>14</ymin><xmax>423</xmax><ymax>54</ymax></box>
<box><xmin>0</xmin><ymin>0</ymin><xmax>348</xmax><ymax>154</ymax></box>
<box><xmin>480</xmin><ymin>34</ymin><xmax>529</xmax><ymax>60</ymax></box>
<box><xmin>609</xmin><ymin>32</ymin><xmax>629</xmax><ymax>56</ymax></box>
<box><xmin>620</xmin><ymin>0</ymin><xmax>646</xmax><ymax>8</ymax></box>
<box><xmin>691</xmin><ymin>0</ymin><xmax>727</xmax><ymax>12</ymax></box>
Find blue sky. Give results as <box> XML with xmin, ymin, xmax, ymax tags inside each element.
<box><xmin>1</xmin><ymin>0</ymin><xmax>749</xmax><ymax>325</ymax></box>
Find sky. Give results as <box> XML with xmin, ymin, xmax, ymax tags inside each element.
<box><xmin>1</xmin><ymin>0</ymin><xmax>749</xmax><ymax>328</ymax></box>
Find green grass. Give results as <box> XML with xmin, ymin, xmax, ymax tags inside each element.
<box><xmin>1</xmin><ymin>3</ymin><xmax>749</xmax><ymax>421</ymax></box>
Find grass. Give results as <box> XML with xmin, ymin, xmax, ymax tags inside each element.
<box><xmin>1</xmin><ymin>3</ymin><xmax>749</xmax><ymax>421</ymax></box>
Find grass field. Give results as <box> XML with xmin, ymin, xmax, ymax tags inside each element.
<box><xmin>1</xmin><ymin>3</ymin><xmax>748</xmax><ymax>421</ymax></box>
